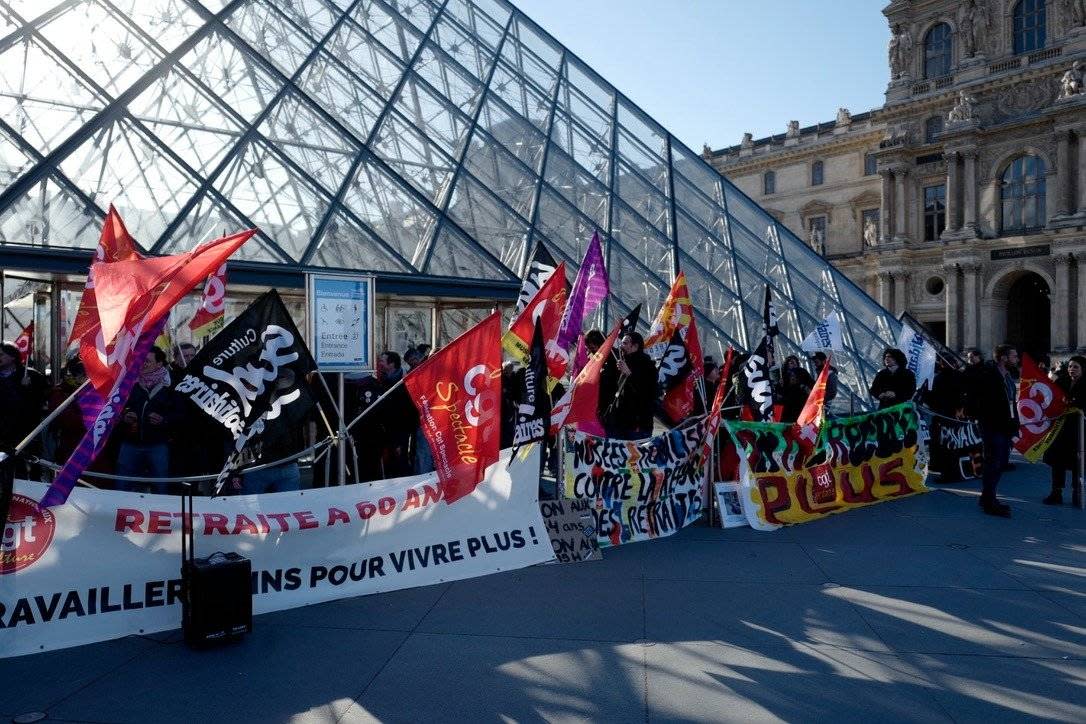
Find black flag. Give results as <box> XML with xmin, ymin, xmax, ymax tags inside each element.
<box><xmin>742</xmin><ymin>335</ymin><xmax>775</xmax><ymax>422</ymax></box>
<box><xmin>620</xmin><ymin>303</ymin><xmax>642</xmax><ymax>336</ymax></box>
<box><xmin>762</xmin><ymin>285</ymin><xmax>779</xmax><ymax>360</ymax></box>
<box><xmin>657</xmin><ymin>327</ymin><xmax>692</xmax><ymax>391</ymax></box>
<box><xmin>512</xmin><ymin>318</ymin><xmax>551</xmax><ymax>451</ymax></box>
<box><xmin>174</xmin><ymin>290</ymin><xmax>318</xmax><ymax>493</ymax></box>
<box><xmin>514</xmin><ymin>241</ymin><xmax>559</xmax><ymax>316</ymax></box>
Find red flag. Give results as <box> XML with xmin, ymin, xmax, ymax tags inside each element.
<box><xmin>405</xmin><ymin>311</ymin><xmax>503</xmax><ymax>504</ymax></box>
<box><xmin>68</xmin><ymin>205</ymin><xmax>142</xmax><ymax>347</ymax></box>
<box><xmin>797</xmin><ymin>354</ymin><xmax>832</xmax><ymax>429</ymax></box>
<box><xmin>551</xmin><ymin>321</ymin><xmax>622</xmax><ymax>435</ymax></box>
<box><xmin>13</xmin><ymin>321</ymin><xmax>33</xmax><ymax>364</ymax></box>
<box><xmin>702</xmin><ymin>346</ymin><xmax>734</xmax><ymax>451</ymax></box>
<box><xmin>660</xmin><ymin>316</ymin><xmax>704</xmax><ymax>422</ymax></box>
<box><xmin>645</xmin><ymin>272</ymin><xmax>693</xmax><ymax>358</ymax></box>
<box><xmin>1015</xmin><ymin>352</ymin><xmax>1069</xmax><ymax>461</ymax></box>
<box><xmin>83</xmin><ymin>230</ymin><xmax>255</xmax><ymax>393</ymax></box>
<box><xmin>503</xmin><ymin>262</ymin><xmax>568</xmax><ymax>380</ymax></box>
<box><xmin>188</xmin><ymin>263</ymin><xmax>228</xmax><ymax>339</ymax></box>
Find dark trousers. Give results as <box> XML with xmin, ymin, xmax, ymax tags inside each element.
<box><xmin>981</xmin><ymin>431</ymin><xmax>1011</xmax><ymax>502</ymax></box>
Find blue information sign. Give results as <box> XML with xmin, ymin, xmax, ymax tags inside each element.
<box><xmin>306</xmin><ymin>273</ymin><xmax>374</xmax><ymax>371</ymax></box>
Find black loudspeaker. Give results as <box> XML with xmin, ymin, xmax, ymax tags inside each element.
<box><xmin>181</xmin><ymin>490</ymin><xmax>252</xmax><ymax>647</ymax></box>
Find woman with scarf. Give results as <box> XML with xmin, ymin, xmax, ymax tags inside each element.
<box><xmin>114</xmin><ymin>346</ymin><xmax>182</xmax><ymax>489</ymax></box>
<box><xmin>1043</xmin><ymin>355</ymin><xmax>1086</xmax><ymax>506</ymax></box>
<box><xmin>869</xmin><ymin>348</ymin><xmax>916</xmax><ymax>410</ymax></box>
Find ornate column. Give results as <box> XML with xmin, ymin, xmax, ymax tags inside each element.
<box><xmin>876</xmin><ymin>271</ymin><xmax>893</xmax><ymax>309</ymax></box>
<box><xmin>962</xmin><ymin>263</ymin><xmax>980</xmax><ymax>349</ymax></box>
<box><xmin>962</xmin><ymin>149</ymin><xmax>978</xmax><ymax>234</ymax></box>
<box><xmin>1078</xmin><ymin>253</ymin><xmax>1086</xmax><ymax>351</ymax></box>
<box><xmin>879</xmin><ymin>169</ymin><xmax>893</xmax><ymax>242</ymax></box>
<box><xmin>1055</xmin><ymin>130</ymin><xmax>1073</xmax><ymax>217</ymax></box>
<box><xmin>943</xmin><ymin>263</ymin><xmax>960</xmax><ymax>351</ymax></box>
<box><xmin>892</xmin><ymin>271</ymin><xmax>909</xmax><ymax>316</ymax></box>
<box><xmin>893</xmin><ymin>167</ymin><xmax>908</xmax><ymax>241</ymax></box>
<box><xmin>1053</xmin><ymin>253</ymin><xmax>1072</xmax><ymax>351</ymax></box>
<box><xmin>943</xmin><ymin>151</ymin><xmax>960</xmax><ymax>235</ymax></box>
<box><xmin>1078</xmin><ymin>132</ymin><xmax>1086</xmax><ymax>216</ymax></box>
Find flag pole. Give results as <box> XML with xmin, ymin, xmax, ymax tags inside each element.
<box><xmin>343</xmin><ymin>377</ymin><xmax>406</xmax><ymax>434</ymax></box>
<box><xmin>12</xmin><ymin>379</ymin><xmax>90</xmax><ymax>456</ymax></box>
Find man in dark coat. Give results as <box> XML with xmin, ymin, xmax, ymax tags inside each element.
<box><xmin>113</xmin><ymin>346</ymin><xmax>184</xmax><ymax>490</ymax></box>
<box><xmin>869</xmin><ymin>348</ymin><xmax>916</xmax><ymax>409</ymax></box>
<box><xmin>965</xmin><ymin>344</ymin><xmax>1019</xmax><ymax>517</ymax></box>
<box><xmin>601</xmin><ymin>332</ymin><xmax>657</xmax><ymax>440</ymax></box>
<box><xmin>0</xmin><ymin>341</ymin><xmax>48</xmax><ymax>478</ymax></box>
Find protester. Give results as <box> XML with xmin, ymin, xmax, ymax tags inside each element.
<box><xmin>810</xmin><ymin>352</ymin><xmax>839</xmax><ymax>408</ymax></box>
<box><xmin>404</xmin><ymin>346</ymin><xmax>424</xmax><ymax>370</ymax></box>
<box><xmin>415</xmin><ymin>343</ymin><xmax>432</xmax><ymax>361</ymax></box>
<box><xmin>114</xmin><ymin>346</ymin><xmax>183</xmax><ymax>489</ymax></box>
<box><xmin>869</xmin><ymin>348</ymin><xmax>916</xmax><ymax>409</ymax></box>
<box><xmin>376</xmin><ymin>350</ymin><xmax>417</xmax><ymax>478</ymax></box>
<box><xmin>584</xmin><ymin>329</ymin><xmax>605</xmax><ymax>354</ymax></box>
<box><xmin>47</xmin><ymin>357</ymin><xmax>88</xmax><ymax>465</ymax></box>
<box><xmin>1043</xmin><ymin>355</ymin><xmax>1086</xmax><ymax>506</ymax></box>
<box><xmin>170</xmin><ymin>342</ymin><xmax>197</xmax><ymax>377</ymax></box>
<box><xmin>0</xmin><ymin>341</ymin><xmax>48</xmax><ymax>477</ymax></box>
<box><xmin>240</xmin><ymin>367</ymin><xmax>308</xmax><ymax>494</ymax></box>
<box><xmin>600</xmin><ymin>331</ymin><xmax>656</xmax><ymax>440</ymax></box>
<box><xmin>925</xmin><ymin>356</ymin><xmax>964</xmax><ymax>418</ymax></box>
<box><xmin>966</xmin><ymin>344</ymin><xmax>1019</xmax><ymax>517</ymax></box>
<box><xmin>966</xmin><ymin>348</ymin><xmax>984</xmax><ymax>368</ymax></box>
<box><xmin>778</xmin><ymin>355</ymin><xmax>814</xmax><ymax>422</ymax></box>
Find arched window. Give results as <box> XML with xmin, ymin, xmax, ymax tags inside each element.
<box><xmin>811</xmin><ymin>160</ymin><xmax>824</xmax><ymax>186</ymax></box>
<box><xmin>1001</xmin><ymin>155</ymin><xmax>1047</xmax><ymax>233</ymax></box>
<box><xmin>924</xmin><ymin>116</ymin><xmax>944</xmax><ymax>144</ymax></box>
<box><xmin>924</xmin><ymin>23</ymin><xmax>953</xmax><ymax>79</ymax></box>
<box><xmin>1013</xmin><ymin>0</ymin><xmax>1046</xmax><ymax>55</ymax></box>
<box><xmin>763</xmin><ymin>170</ymin><xmax>775</xmax><ymax>195</ymax></box>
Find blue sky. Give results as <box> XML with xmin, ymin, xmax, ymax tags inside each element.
<box><xmin>511</xmin><ymin>0</ymin><xmax>891</xmax><ymax>151</ymax></box>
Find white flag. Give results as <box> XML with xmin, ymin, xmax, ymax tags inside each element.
<box><xmin>896</xmin><ymin>324</ymin><xmax>937</xmax><ymax>391</ymax></box>
<box><xmin>800</xmin><ymin>314</ymin><xmax>843</xmax><ymax>352</ymax></box>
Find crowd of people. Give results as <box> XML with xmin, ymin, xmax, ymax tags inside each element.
<box><xmin>2</xmin><ymin>328</ymin><xmax>1083</xmax><ymax>517</ymax></box>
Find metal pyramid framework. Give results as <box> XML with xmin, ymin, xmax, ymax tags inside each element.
<box><xmin>0</xmin><ymin>0</ymin><xmax>900</xmax><ymax>409</ymax></box>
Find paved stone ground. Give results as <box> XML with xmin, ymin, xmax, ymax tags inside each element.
<box><xmin>3</xmin><ymin>461</ymin><xmax>1084</xmax><ymax>723</ymax></box>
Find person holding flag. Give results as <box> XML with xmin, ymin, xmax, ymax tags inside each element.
<box><xmin>0</xmin><ymin>341</ymin><xmax>48</xmax><ymax>477</ymax></box>
<box><xmin>12</xmin><ymin>321</ymin><xmax>33</xmax><ymax>365</ymax></box>
<box><xmin>1042</xmin><ymin>355</ymin><xmax>1085</xmax><ymax>506</ymax></box>
<box><xmin>601</xmin><ymin>331</ymin><xmax>657</xmax><ymax>440</ymax></box>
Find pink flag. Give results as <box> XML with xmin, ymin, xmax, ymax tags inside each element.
<box><xmin>556</xmin><ymin>231</ymin><xmax>608</xmax><ymax>350</ymax></box>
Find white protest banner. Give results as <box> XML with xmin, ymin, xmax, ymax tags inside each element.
<box><xmin>0</xmin><ymin>449</ymin><xmax>551</xmax><ymax>658</ymax></box>
<box><xmin>800</xmin><ymin>313</ymin><xmax>843</xmax><ymax>352</ymax></box>
<box><xmin>561</xmin><ymin>417</ymin><xmax>709</xmax><ymax>547</ymax></box>
<box><xmin>896</xmin><ymin>324</ymin><xmax>937</xmax><ymax>391</ymax></box>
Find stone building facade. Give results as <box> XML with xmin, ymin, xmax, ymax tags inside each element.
<box><xmin>707</xmin><ymin>0</ymin><xmax>1086</xmax><ymax>359</ymax></box>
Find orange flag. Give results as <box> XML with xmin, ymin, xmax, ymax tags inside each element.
<box><xmin>68</xmin><ymin>205</ymin><xmax>142</xmax><ymax>347</ymax></box>
<box><xmin>797</xmin><ymin>354</ymin><xmax>832</xmax><ymax>429</ymax></box>
<box><xmin>550</xmin><ymin>320</ymin><xmax>622</xmax><ymax>435</ymax></box>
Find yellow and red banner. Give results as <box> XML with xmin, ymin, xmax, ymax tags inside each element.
<box><xmin>726</xmin><ymin>402</ymin><xmax>928</xmax><ymax>531</ymax></box>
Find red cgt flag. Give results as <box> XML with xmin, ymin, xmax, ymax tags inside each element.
<box><xmin>13</xmin><ymin>321</ymin><xmax>33</xmax><ymax>364</ymax></box>
<box><xmin>503</xmin><ymin>261</ymin><xmax>568</xmax><ymax>380</ymax></box>
<box><xmin>188</xmin><ymin>263</ymin><xmax>228</xmax><ymax>339</ymax></box>
<box><xmin>83</xmin><ymin>229</ymin><xmax>255</xmax><ymax>393</ymax></box>
<box><xmin>68</xmin><ymin>205</ymin><xmax>142</xmax><ymax>347</ymax></box>
<box><xmin>406</xmin><ymin>311</ymin><xmax>503</xmax><ymax>504</ymax></box>
<box><xmin>1015</xmin><ymin>352</ymin><xmax>1069</xmax><ymax>461</ymax></box>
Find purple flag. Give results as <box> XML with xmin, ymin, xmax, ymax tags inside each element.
<box><xmin>41</xmin><ymin>317</ymin><xmax>167</xmax><ymax>507</ymax></box>
<box><xmin>557</xmin><ymin>231</ymin><xmax>608</xmax><ymax>349</ymax></box>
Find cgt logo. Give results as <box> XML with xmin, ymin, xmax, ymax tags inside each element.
<box><xmin>1</xmin><ymin>494</ymin><xmax>56</xmax><ymax>574</ymax></box>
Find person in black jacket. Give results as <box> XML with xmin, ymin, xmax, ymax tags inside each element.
<box><xmin>0</xmin><ymin>341</ymin><xmax>48</xmax><ymax>478</ymax></box>
<box><xmin>869</xmin><ymin>348</ymin><xmax>916</xmax><ymax>409</ymax></box>
<box><xmin>1043</xmin><ymin>355</ymin><xmax>1086</xmax><ymax>506</ymax></box>
<box><xmin>966</xmin><ymin>344</ymin><xmax>1020</xmax><ymax>517</ymax></box>
<box><xmin>601</xmin><ymin>332</ymin><xmax>657</xmax><ymax>440</ymax></box>
<box><xmin>114</xmin><ymin>347</ymin><xmax>184</xmax><ymax>490</ymax></box>
<box><xmin>778</xmin><ymin>355</ymin><xmax>814</xmax><ymax>423</ymax></box>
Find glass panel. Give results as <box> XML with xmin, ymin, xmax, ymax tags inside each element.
<box><xmin>128</xmin><ymin>65</ymin><xmax>245</xmax><ymax>176</ymax></box>
<box><xmin>678</xmin><ymin>254</ymin><xmax>745</xmax><ymax>347</ymax></box>
<box><xmin>60</xmin><ymin>118</ymin><xmax>200</xmax><ymax>247</ymax></box>
<box><xmin>489</xmin><ymin>59</ymin><xmax>552</xmax><ymax>131</ymax></box>
<box><xmin>542</xmin><ymin>147</ymin><xmax>608</xmax><ymax>229</ymax></box>
<box><xmin>608</xmin><ymin>248</ymin><xmax>668</xmax><ymax>330</ymax></box>
<box><xmin>326</xmin><ymin>14</ymin><xmax>406</xmax><ymax>98</ymax></box>
<box><xmin>615</xmin><ymin>159</ymin><xmax>668</xmax><ymax>234</ymax></box>
<box><xmin>445</xmin><ymin>0</ymin><xmax>510</xmax><ymax>48</ymax></box>
<box><xmin>371</xmin><ymin>110</ymin><xmax>457</xmax><ymax>204</ymax></box>
<box><xmin>296</xmin><ymin>51</ymin><xmax>386</xmax><ymax>142</ymax></box>
<box><xmin>258</xmin><ymin>89</ymin><xmax>358</xmax><ymax>193</ymax></box>
<box><xmin>460</xmin><ymin>129</ymin><xmax>536</xmax><ymax>220</ymax></box>
<box><xmin>411</xmin><ymin>43</ymin><xmax>485</xmax><ymax>115</ymax></box>
<box><xmin>0</xmin><ymin>129</ymin><xmax>34</xmax><ymax>184</ymax></box>
<box><xmin>438</xmin><ymin>303</ymin><xmax>492</xmax><ymax>344</ymax></box>
<box><xmin>499</xmin><ymin>19</ymin><xmax>560</xmax><ymax>98</ymax></box>
<box><xmin>210</xmin><ymin>140</ymin><xmax>330</xmax><ymax>261</ymax></box>
<box><xmin>111</xmin><ymin>0</ymin><xmax>204</xmax><ymax>52</ymax></box>
<box><xmin>564</xmin><ymin>57</ymin><xmax>612</xmax><ymax>118</ymax></box>
<box><xmin>610</xmin><ymin>201</ymin><xmax>672</xmax><ymax>281</ymax></box>
<box><xmin>533</xmin><ymin>186</ymin><xmax>599</xmax><ymax>264</ymax></box>
<box><xmin>342</xmin><ymin>156</ymin><xmax>437</xmax><ymax>267</ymax></box>
<box><xmin>425</xmin><ymin>222</ymin><xmax>513</xmax><ymax>280</ymax></box>
<box><xmin>180</xmin><ymin>30</ymin><xmax>283</xmax><ymax>123</ymax></box>
<box><xmin>475</xmin><ymin>93</ymin><xmax>546</xmax><ymax>172</ymax></box>
<box><xmin>427</xmin><ymin>11</ymin><xmax>496</xmax><ymax>82</ymax></box>
<box><xmin>444</xmin><ymin>172</ymin><xmax>527</xmax><ymax>270</ymax></box>
<box><xmin>554</xmin><ymin>78</ymin><xmax>610</xmax><ymax>146</ymax></box>
<box><xmin>267</xmin><ymin>0</ymin><xmax>341</xmax><ymax>41</ymax></box>
<box><xmin>2</xmin><ymin>2</ymin><xmax>69</xmax><ymax>25</ymax></box>
<box><xmin>386</xmin><ymin>304</ymin><xmax>433</xmax><ymax>356</ymax></box>
<box><xmin>677</xmin><ymin>210</ymin><xmax>736</xmax><ymax>291</ymax></box>
<box><xmin>392</xmin><ymin>73</ymin><xmax>474</xmax><ymax>157</ymax></box>
<box><xmin>670</xmin><ymin>140</ymin><xmax>720</xmax><ymax>205</ymax></box>
<box><xmin>225</xmin><ymin>0</ymin><xmax>317</xmax><ymax>78</ymax></box>
<box><xmin>0</xmin><ymin>175</ymin><xmax>100</xmax><ymax>250</ymax></box>
<box><xmin>307</xmin><ymin>208</ymin><xmax>411</xmax><ymax>272</ymax></box>
<box><xmin>618</xmin><ymin>99</ymin><xmax>667</xmax><ymax>169</ymax></box>
<box><xmin>674</xmin><ymin>175</ymin><xmax>727</xmax><ymax>249</ymax></box>
<box><xmin>550</xmin><ymin>111</ymin><xmax>609</xmax><ymax>185</ymax></box>
<box><xmin>347</xmin><ymin>0</ymin><xmax>423</xmax><ymax>61</ymax></box>
<box><xmin>37</xmin><ymin>1</ymin><xmax>161</xmax><ymax>97</ymax></box>
<box><xmin>156</xmin><ymin>190</ymin><xmax>286</xmax><ymax>262</ymax></box>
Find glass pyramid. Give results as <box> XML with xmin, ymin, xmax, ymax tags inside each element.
<box><xmin>0</xmin><ymin>0</ymin><xmax>900</xmax><ymax>409</ymax></box>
